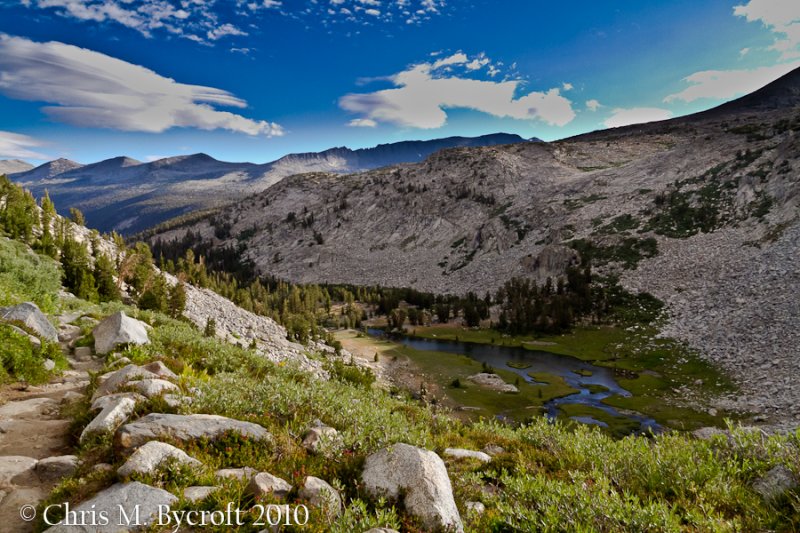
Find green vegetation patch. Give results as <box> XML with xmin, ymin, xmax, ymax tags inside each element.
<box><xmin>568</xmin><ymin>237</ymin><xmax>658</xmax><ymax>269</ymax></box>
<box><xmin>0</xmin><ymin>237</ymin><xmax>61</xmax><ymax>313</ymax></box>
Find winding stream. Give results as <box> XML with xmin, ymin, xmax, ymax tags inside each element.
<box><xmin>369</xmin><ymin>329</ymin><xmax>660</xmax><ymax>434</ymax></box>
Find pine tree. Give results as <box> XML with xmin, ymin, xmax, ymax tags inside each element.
<box><xmin>69</xmin><ymin>207</ymin><xmax>85</xmax><ymax>226</ymax></box>
<box><xmin>168</xmin><ymin>282</ymin><xmax>187</xmax><ymax>318</ymax></box>
<box><xmin>94</xmin><ymin>253</ymin><xmax>120</xmax><ymax>302</ymax></box>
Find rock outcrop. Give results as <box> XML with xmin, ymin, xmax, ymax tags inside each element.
<box><xmin>115</xmin><ymin>413</ymin><xmax>272</xmax><ymax>453</ymax></box>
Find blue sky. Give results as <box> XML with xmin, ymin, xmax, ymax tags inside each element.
<box><xmin>0</xmin><ymin>0</ymin><xmax>798</xmax><ymax>164</ymax></box>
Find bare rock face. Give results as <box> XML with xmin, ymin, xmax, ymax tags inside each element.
<box><xmin>247</xmin><ymin>472</ymin><xmax>293</xmax><ymax>500</ymax></box>
<box><xmin>467</xmin><ymin>373</ymin><xmax>519</xmax><ymax>393</ymax></box>
<box><xmin>115</xmin><ymin>413</ymin><xmax>272</xmax><ymax>453</ymax></box>
<box><xmin>45</xmin><ymin>481</ymin><xmax>177</xmax><ymax>532</ymax></box>
<box><xmin>80</xmin><ymin>396</ymin><xmax>137</xmax><ymax>443</ymax></box>
<box><xmin>298</xmin><ymin>476</ymin><xmax>342</xmax><ymax>519</ymax></box>
<box><xmin>0</xmin><ymin>302</ymin><xmax>58</xmax><ymax>341</ymax></box>
<box><xmin>92</xmin><ymin>311</ymin><xmax>149</xmax><ymax>355</ymax></box>
<box><xmin>521</xmin><ymin>245</ymin><xmax>581</xmax><ymax>282</ymax></box>
<box><xmin>362</xmin><ymin>443</ymin><xmax>463</xmax><ymax>533</ymax></box>
<box><xmin>117</xmin><ymin>441</ymin><xmax>201</xmax><ymax>477</ymax></box>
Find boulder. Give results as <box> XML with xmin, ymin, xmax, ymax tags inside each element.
<box><xmin>482</xmin><ymin>444</ymin><xmax>506</xmax><ymax>456</ymax></box>
<box><xmin>302</xmin><ymin>424</ymin><xmax>342</xmax><ymax>454</ymax></box>
<box><xmin>247</xmin><ymin>472</ymin><xmax>293</xmax><ymax>500</ymax></box>
<box><xmin>118</xmin><ymin>441</ymin><xmax>202</xmax><ymax>477</ymax></box>
<box><xmin>61</xmin><ymin>391</ymin><xmax>84</xmax><ymax>404</ymax></box>
<box><xmin>362</xmin><ymin>443</ymin><xmax>463</xmax><ymax>533</ymax></box>
<box><xmin>467</xmin><ymin>373</ymin><xmax>518</xmax><ymax>393</ymax></box>
<box><xmin>36</xmin><ymin>455</ymin><xmax>79</xmax><ymax>482</ymax></box>
<box><xmin>80</xmin><ymin>396</ymin><xmax>136</xmax><ymax>443</ymax></box>
<box><xmin>184</xmin><ymin>486</ymin><xmax>219</xmax><ymax>503</ymax></box>
<box><xmin>43</xmin><ymin>358</ymin><xmax>56</xmax><ymax>371</ymax></box>
<box><xmin>0</xmin><ymin>302</ymin><xmax>58</xmax><ymax>341</ymax></box>
<box><xmin>299</xmin><ymin>476</ymin><xmax>342</xmax><ymax>519</ymax></box>
<box><xmin>444</xmin><ymin>448</ymin><xmax>491</xmax><ymax>463</ymax></box>
<box><xmin>363</xmin><ymin>530</ymin><xmax>400</xmax><ymax>533</ymax></box>
<box><xmin>91</xmin><ymin>392</ymin><xmax>146</xmax><ymax>412</ymax></box>
<box><xmin>0</xmin><ymin>455</ymin><xmax>38</xmax><ymax>485</ymax></box>
<box><xmin>141</xmin><ymin>360</ymin><xmax>178</xmax><ymax>379</ymax></box>
<box><xmin>753</xmin><ymin>465</ymin><xmax>798</xmax><ymax>501</ymax></box>
<box><xmin>73</xmin><ymin>346</ymin><xmax>93</xmax><ymax>361</ymax></box>
<box><xmin>115</xmin><ymin>413</ymin><xmax>272</xmax><ymax>453</ymax></box>
<box><xmin>92</xmin><ymin>311</ymin><xmax>149</xmax><ymax>355</ymax></box>
<box><xmin>46</xmin><ymin>481</ymin><xmax>177</xmax><ymax>533</ymax></box>
<box><xmin>132</xmin><ymin>378</ymin><xmax>179</xmax><ymax>398</ymax></box>
<box><xmin>162</xmin><ymin>394</ymin><xmax>190</xmax><ymax>408</ymax></box>
<box><xmin>58</xmin><ymin>324</ymin><xmax>82</xmax><ymax>343</ymax></box>
<box><xmin>215</xmin><ymin>466</ymin><xmax>258</xmax><ymax>481</ymax></box>
<box><xmin>91</xmin><ymin>364</ymin><xmax>159</xmax><ymax>402</ymax></box>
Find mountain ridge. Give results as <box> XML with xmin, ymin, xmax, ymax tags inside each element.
<box><xmin>8</xmin><ymin>133</ymin><xmax>531</xmax><ymax>234</ymax></box>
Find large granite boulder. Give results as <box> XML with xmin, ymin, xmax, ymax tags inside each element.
<box><xmin>92</xmin><ymin>312</ymin><xmax>149</xmax><ymax>355</ymax></box>
<box><xmin>118</xmin><ymin>441</ymin><xmax>202</xmax><ymax>477</ymax></box>
<box><xmin>115</xmin><ymin>413</ymin><xmax>272</xmax><ymax>453</ymax></box>
<box><xmin>362</xmin><ymin>443</ymin><xmax>463</xmax><ymax>533</ymax></box>
<box><xmin>299</xmin><ymin>476</ymin><xmax>342</xmax><ymax>519</ymax></box>
<box><xmin>247</xmin><ymin>472</ymin><xmax>293</xmax><ymax>500</ymax></box>
<box><xmin>46</xmin><ymin>482</ymin><xmax>177</xmax><ymax>532</ymax></box>
<box><xmin>92</xmin><ymin>365</ymin><xmax>159</xmax><ymax>402</ymax></box>
<box><xmin>80</xmin><ymin>396</ymin><xmax>137</xmax><ymax>443</ymax></box>
<box><xmin>0</xmin><ymin>302</ymin><xmax>58</xmax><ymax>341</ymax></box>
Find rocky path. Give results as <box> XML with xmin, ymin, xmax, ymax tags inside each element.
<box><xmin>0</xmin><ymin>328</ymin><xmax>103</xmax><ymax>531</ymax></box>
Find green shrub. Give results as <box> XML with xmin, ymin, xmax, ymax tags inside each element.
<box><xmin>0</xmin><ymin>237</ymin><xmax>61</xmax><ymax>313</ymax></box>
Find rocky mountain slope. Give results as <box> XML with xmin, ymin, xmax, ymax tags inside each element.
<box><xmin>0</xmin><ymin>159</ymin><xmax>33</xmax><ymax>175</ymax></box>
<box><xmin>8</xmin><ymin>134</ymin><xmax>527</xmax><ymax>235</ymax></box>
<box><xmin>149</xmin><ymin>67</ymin><xmax>800</xmax><ymax>426</ymax></box>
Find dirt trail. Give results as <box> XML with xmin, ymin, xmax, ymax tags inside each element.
<box><xmin>0</xmin><ymin>356</ymin><xmax>102</xmax><ymax>532</ymax></box>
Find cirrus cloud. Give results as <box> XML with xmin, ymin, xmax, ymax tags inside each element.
<box><xmin>339</xmin><ymin>53</ymin><xmax>576</xmax><ymax>129</ymax></box>
<box><xmin>0</xmin><ymin>34</ymin><xmax>283</xmax><ymax>137</ymax></box>
<box><xmin>0</xmin><ymin>131</ymin><xmax>50</xmax><ymax>160</ymax></box>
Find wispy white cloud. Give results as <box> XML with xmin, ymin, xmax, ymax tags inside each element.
<box><xmin>0</xmin><ymin>34</ymin><xmax>283</xmax><ymax>137</ymax></box>
<box><xmin>340</xmin><ymin>52</ymin><xmax>576</xmax><ymax>129</ymax></box>
<box><xmin>664</xmin><ymin>61</ymin><xmax>800</xmax><ymax>103</ymax></box>
<box><xmin>604</xmin><ymin>107</ymin><xmax>672</xmax><ymax>128</ymax></box>
<box><xmin>347</xmin><ymin>118</ymin><xmax>378</xmax><ymax>127</ymax></box>
<box><xmin>734</xmin><ymin>0</ymin><xmax>800</xmax><ymax>59</ymax></box>
<box><xmin>0</xmin><ymin>130</ymin><xmax>50</xmax><ymax>160</ymax></box>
